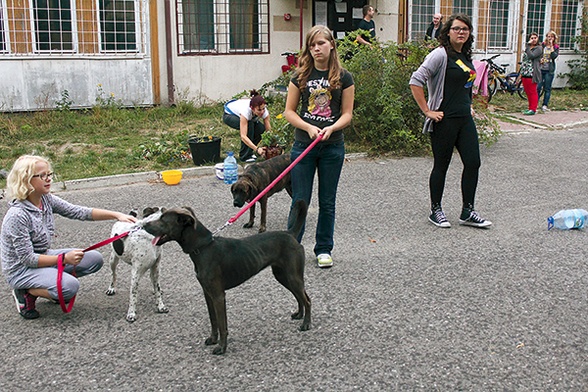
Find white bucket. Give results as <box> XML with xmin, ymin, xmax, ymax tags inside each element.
<box><xmin>214</xmin><ymin>163</ymin><xmax>224</xmax><ymax>180</ymax></box>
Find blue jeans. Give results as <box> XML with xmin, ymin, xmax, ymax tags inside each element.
<box><xmin>538</xmin><ymin>70</ymin><xmax>554</xmax><ymax>107</ymax></box>
<box><xmin>287</xmin><ymin>140</ymin><xmax>345</xmax><ymax>256</ymax></box>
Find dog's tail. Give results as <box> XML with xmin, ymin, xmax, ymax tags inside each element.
<box><xmin>288</xmin><ymin>199</ymin><xmax>308</xmax><ymax>239</ymax></box>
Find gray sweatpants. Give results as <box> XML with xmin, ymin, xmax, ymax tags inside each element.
<box><xmin>7</xmin><ymin>249</ymin><xmax>103</xmax><ymax>301</ymax></box>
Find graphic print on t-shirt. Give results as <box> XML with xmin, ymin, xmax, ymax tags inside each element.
<box><xmin>308</xmin><ymin>86</ymin><xmax>332</xmax><ymax>118</ymax></box>
<box><xmin>455</xmin><ymin>59</ymin><xmax>476</xmax><ymax>88</ymax></box>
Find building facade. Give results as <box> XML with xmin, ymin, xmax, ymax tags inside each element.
<box><xmin>0</xmin><ymin>0</ymin><xmax>585</xmax><ymax>111</ymax></box>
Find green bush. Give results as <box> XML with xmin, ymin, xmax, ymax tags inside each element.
<box><xmin>337</xmin><ymin>37</ymin><xmax>500</xmax><ymax>153</ymax></box>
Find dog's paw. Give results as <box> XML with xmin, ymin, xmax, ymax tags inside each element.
<box><xmin>126</xmin><ymin>313</ymin><xmax>137</xmax><ymax>323</ymax></box>
<box><xmin>157</xmin><ymin>305</ymin><xmax>169</xmax><ymax>313</ymax></box>
<box><xmin>291</xmin><ymin>310</ymin><xmax>303</xmax><ymax>320</ymax></box>
<box><xmin>212</xmin><ymin>345</ymin><xmax>226</xmax><ymax>355</ymax></box>
<box><xmin>105</xmin><ymin>288</ymin><xmax>116</xmax><ymax>296</ymax></box>
<box><xmin>205</xmin><ymin>336</ymin><xmax>218</xmax><ymax>346</ymax></box>
<box><xmin>258</xmin><ymin>226</ymin><xmax>266</xmax><ymax>233</ymax></box>
<box><xmin>299</xmin><ymin>322</ymin><xmax>311</xmax><ymax>331</ymax></box>
<box><xmin>242</xmin><ymin>222</ymin><xmax>254</xmax><ymax>229</ymax></box>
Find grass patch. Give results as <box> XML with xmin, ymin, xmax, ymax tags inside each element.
<box><xmin>1</xmin><ymin>88</ymin><xmax>587</xmax><ymax>187</ymax></box>
<box><xmin>490</xmin><ymin>87</ymin><xmax>588</xmax><ymax>113</ymax></box>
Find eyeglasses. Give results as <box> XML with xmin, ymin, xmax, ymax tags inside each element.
<box><xmin>32</xmin><ymin>172</ymin><xmax>54</xmax><ymax>181</ymax></box>
<box><xmin>450</xmin><ymin>27</ymin><xmax>470</xmax><ymax>33</ymax></box>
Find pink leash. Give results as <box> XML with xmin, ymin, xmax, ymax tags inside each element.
<box><xmin>57</xmin><ymin>230</ymin><xmax>133</xmax><ymax>313</ymax></box>
<box><xmin>214</xmin><ymin>133</ymin><xmax>324</xmax><ymax>235</ymax></box>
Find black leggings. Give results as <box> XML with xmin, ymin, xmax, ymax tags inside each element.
<box><xmin>429</xmin><ymin>116</ymin><xmax>480</xmax><ymax>209</ymax></box>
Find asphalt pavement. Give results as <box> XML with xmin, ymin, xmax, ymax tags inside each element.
<box><xmin>1</xmin><ymin>110</ymin><xmax>587</xmax><ymax>391</ymax></box>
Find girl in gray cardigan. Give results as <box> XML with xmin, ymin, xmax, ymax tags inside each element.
<box><xmin>409</xmin><ymin>14</ymin><xmax>491</xmax><ymax>229</ymax></box>
<box><xmin>1</xmin><ymin>155</ymin><xmax>136</xmax><ymax>319</ymax></box>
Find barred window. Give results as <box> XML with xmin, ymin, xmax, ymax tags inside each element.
<box><xmin>1</xmin><ymin>0</ymin><xmax>145</xmax><ymax>56</ymax></box>
<box><xmin>33</xmin><ymin>0</ymin><xmax>74</xmax><ymax>52</ymax></box>
<box><xmin>177</xmin><ymin>0</ymin><xmax>270</xmax><ymax>54</ymax></box>
<box><xmin>557</xmin><ymin>0</ymin><xmax>580</xmax><ymax>49</ymax></box>
<box><xmin>452</xmin><ymin>0</ymin><xmax>474</xmax><ymax>19</ymax></box>
<box><xmin>409</xmin><ymin>0</ymin><xmax>435</xmax><ymax>41</ymax></box>
<box><xmin>487</xmin><ymin>0</ymin><xmax>509</xmax><ymax>49</ymax></box>
<box><xmin>98</xmin><ymin>0</ymin><xmax>138</xmax><ymax>52</ymax></box>
<box><xmin>526</xmin><ymin>0</ymin><xmax>547</xmax><ymax>37</ymax></box>
<box><xmin>526</xmin><ymin>0</ymin><xmax>581</xmax><ymax>50</ymax></box>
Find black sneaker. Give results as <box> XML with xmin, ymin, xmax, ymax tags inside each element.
<box><xmin>429</xmin><ymin>209</ymin><xmax>451</xmax><ymax>228</ymax></box>
<box><xmin>12</xmin><ymin>289</ymin><xmax>40</xmax><ymax>319</ymax></box>
<box><xmin>459</xmin><ymin>210</ymin><xmax>492</xmax><ymax>228</ymax></box>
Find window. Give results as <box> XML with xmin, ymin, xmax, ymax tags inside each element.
<box><xmin>0</xmin><ymin>2</ymin><xmax>7</xmax><ymax>53</ymax></box>
<box><xmin>177</xmin><ymin>0</ymin><xmax>270</xmax><ymax>54</ymax></box>
<box><xmin>558</xmin><ymin>0</ymin><xmax>580</xmax><ymax>49</ymax></box>
<box><xmin>526</xmin><ymin>0</ymin><xmax>547</xmax><ymax>38</ymax></box>
<box><xmin>453</xmin><ymin>0</ymin><xmax>474</xmax><ymax>19</ymax></box>
<box><xmin>409</xmin><ymin>0</ymin><xmax>435</xmax><ymax>41</ymax></box>
<box><xmin>98</xmin><ymin>0</ymin><xmax>139</xmax><ymax>52</ymax></box>
<box><xmin>488</xmin><ymin>0</ymin><xmax>509</xmax><ymax>49</ymax></box>
<box><xmin>33</xmin><ymin>0</ymin><xmax>74</xmax><ymax>52</ymax></box>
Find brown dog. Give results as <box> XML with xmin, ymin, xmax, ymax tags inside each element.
<box><xmin>143</xmin><ymin>200</ymin><xmax>311</xmax><ymax>355</ymax></box>
<box><xmin>230</xmin><ymin>154</ymin><xmax>292</xmax><ymax>233</ymax></box>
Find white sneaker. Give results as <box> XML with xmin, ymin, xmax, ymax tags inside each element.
<box><xmin>317</xmin><ymin>254</ymin><xmax>333</xmax><ymax>268</ymax></box>
<box><xmin>542</xmin><ymin>105</ymin><xmax>550</xmax><ymax>112</ymax></box>
<box><xmin>245</xmin><ymin>155</ymin><xmax>257</xmax><ymax>163</ymax></box>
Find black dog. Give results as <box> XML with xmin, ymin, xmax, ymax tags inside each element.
<box><xmin>143</xmin><ymin>200</ymin><xmax>311</xmax><ymax>355</ymax></box>
<box><xmin>231</xmin><ymin>154</ymin><xmax>292</xmax><ymax>233</ymax></box>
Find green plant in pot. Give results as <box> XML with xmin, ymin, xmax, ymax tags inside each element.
<box><xmin>261</xmin><ymin>113</ymin><xmax>289</xmax><ymax>159</ymax></box>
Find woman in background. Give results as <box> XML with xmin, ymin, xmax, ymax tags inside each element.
<box><xmin>222</xmin><ymin>89</ymin><xmax>271</xmax><ymax>162</ymax></box>
<box><xmin>538</xmin><ymin>31</ymin><xmax>559</xmax><ymax>112</ymax></box>
<box><xmin>521</xmin><ymin>32</ymin><xmax>543</xmax><ymax>115</ymax></box>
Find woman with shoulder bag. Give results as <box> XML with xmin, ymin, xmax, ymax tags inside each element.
<box><xmin>521</xmin><ymin>32</ymin><xmax>543</xmax><ymax>115</ymax></box>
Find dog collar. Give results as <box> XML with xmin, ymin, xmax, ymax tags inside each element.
<box><xmin>190</xmin><ymin>237</ymin><xmax>215</xmax><ymax>255</ymax></box>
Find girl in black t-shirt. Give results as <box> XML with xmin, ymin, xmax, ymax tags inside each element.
<box><xmin>284</xmin><ymin>25</ymin><xmax>355</xmax><ymax>268</ymax></box>
<box><xmin>410</xmin><ymin>14</ymin><xmax>492</xmax><ymax>229</ymax></box>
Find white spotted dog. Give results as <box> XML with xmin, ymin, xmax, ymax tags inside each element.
<box><xmin>105</xmin><ymin>207</ymin><xmax>168</xmax><ymax>322</ymax></box>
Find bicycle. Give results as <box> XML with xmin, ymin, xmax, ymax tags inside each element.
<box><xmin>481</xmin><ymin>54</ymin><xmax>525</xmax><ymax>103</ymax></box>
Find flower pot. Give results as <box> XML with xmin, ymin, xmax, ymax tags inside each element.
<box><xmin>188</xmin><ymin>136</ymin><xmax>221</xmax><ymax>166</ymax></box>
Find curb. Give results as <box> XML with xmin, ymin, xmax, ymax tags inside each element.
<box><xmin>49</xmin><ymin>153</ymin><xmax>369</xmax><ymax>193</ymax></box>
<box><xmin>496</xmin><ymin>110</ymin><xmax>588</xmax><ymax>132</ymax></box>
<box><xmin>50</xmin><ymin>165</ymin><xmax>217</xmax><ymax>193</ymax></box>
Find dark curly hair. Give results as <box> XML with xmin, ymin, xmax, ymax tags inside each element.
<box><xmin>438</xmin><ymin>13</ymin><xmax>474</xmax><ymax>61</ymax></box>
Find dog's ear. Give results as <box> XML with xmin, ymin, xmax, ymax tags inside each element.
<box><xmin>129</xmin><ymin>210</ymin><xmax>138</xmax><ymax>218</ymax></box>
<box><xmin>179</xmin><ymin>207</ymin><xmax>196</xmax><ymax>227</ymax></box>
<box><xmin>175</xmin><ymin>207</ymin><xmax>213</xmax><ymax>253</ymax></box>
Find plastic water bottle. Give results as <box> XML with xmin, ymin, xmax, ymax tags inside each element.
<box><xmin>547</xmin><ymin>209</ymin><xmax>588</xmax><ymax>230</ymax></box>
<box><xmin>223</xmin><ymin>151</ymin><xmax>238</xmax><ymax>185</ymax></box>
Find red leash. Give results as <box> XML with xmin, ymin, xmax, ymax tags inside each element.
<box><xmin>57</xmin><ymin>230</ymin><xmax>133</xmax><ymax>313</ymax></box>
<box><xmin>215</xmin><ymin>133</ymin><xmax>324</xmax><ymax>234</ymax></box>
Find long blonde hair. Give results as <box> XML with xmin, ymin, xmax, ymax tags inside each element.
<box><xmin>6</xmin><ymin>155</ymin><xmax>52</xmax><ymax>201</ymax></box>
<box><xmin>295</xmin><ymin>25</ymin><xmax>343</xmax><ymax>92</ymax></box>
<box><xmin>545</xmin><ymin>30</ymin><xmax>558</xmax><ymax>45</ymax></box>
